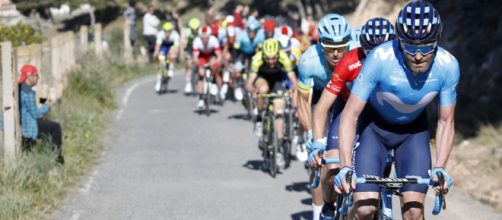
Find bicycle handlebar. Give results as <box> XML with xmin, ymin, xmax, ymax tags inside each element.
<box><xmin>345</xmin><ymin>171</ymin><xmax>446</xmax><ymax>215</ymax></box>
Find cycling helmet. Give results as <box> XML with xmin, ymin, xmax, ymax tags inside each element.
<box><xmin>262</xmin><ymin>38</ymin><xmax>279</xmax><ymax>57</ymax></box>
<box><xmin>395</xmin><ymin>0</ymin><xmax>442</xmax><ymax>43</ymax></box>
<box><xmin>163</xmin><ymin>22</ymin><xmax>174</xmax><ymax>31</ymax></box>
<box><xmin>263</xmin><ymin>19</ymin><xmax>276</xmax><ymax>33</ymax></box>
<box><xmin>317</xmin><ymin>13</ymin><xmax>351</xmax><ymax>44</ymax></box>
<box><xmin>188</xmin><ymin>18</ymin><xmax>201</xmax><ymax>31</ymax></box>
<box><xmin>279</xmin><ymin>25</ymin><xmax>293</xmax><ymax>38</ymax></box>
<box><xmin>246</xmin><ymin>18</ymin><xmax>261</xmax><ymax>32</ymax></box>
<box><xmin>199</xmin><ymin>25</ymin><xmax>212</xmax><ymax>38</ymax></box>
<box><xmin>360</xmin><ymin>17</ymin><xmax>395</xmax><ymax>50</ymax></box>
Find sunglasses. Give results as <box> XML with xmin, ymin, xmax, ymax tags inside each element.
<box><xmin>400</xmin><ymin>41</ymin><xmax>437</xmax><ymax>56</ymax></box>
<box><xmin>320</xmin><ymin>41</ymin><xmax>348</xmax><ymax>54</ymax></box>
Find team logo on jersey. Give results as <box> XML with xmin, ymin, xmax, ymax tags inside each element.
<box><xmin>348</xmin><ymin>60</ymin><xmax>362</xmax><ymax>71</ymax></box>
<box><xmin>376</xmin><ymin>91</ymin><xmax>437</xmax><ymax>113</ymax></box>
<box><xmin>373</xmin><ymin>47</ymin><xmax>394</xmax><ymax>61</ymax></box>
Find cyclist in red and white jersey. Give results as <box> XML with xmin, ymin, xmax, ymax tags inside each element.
<box><xmin>193</xmin><ymin>25</ymin><xmax>223</xmax><ymax>109</ymax></box>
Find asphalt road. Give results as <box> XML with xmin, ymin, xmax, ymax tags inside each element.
<box><xmin>54</xmin><ymin>72</ymin><xmax>502</xmax><ymax>220</ymax></box>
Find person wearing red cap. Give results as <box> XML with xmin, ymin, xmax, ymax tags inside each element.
<box><xmin>18</xmin><ymin>64</ymin><xmax>64</xmax><ymax>164</ymax></box>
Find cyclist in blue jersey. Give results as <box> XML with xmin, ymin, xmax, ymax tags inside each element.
<box><xmin>335</xmin><ymin>1</ymin><xmax>457</xmax><ymax>219</ymax></box>
<box><xmin>296</xmin><ymin>13</ymin><xmax>352</xmax><ymax>220</ymax></box>
<box><xmin>233</xmin><ymin>18</ymin><xmax>265</xmax><ymax>102</ymax></box>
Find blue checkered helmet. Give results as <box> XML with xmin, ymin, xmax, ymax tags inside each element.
<box><xmin>360</xmin><ymin>17</ymin><xmax>395</xmax><ymax>50</ymax></box>
<box><xmin>396</xmin><ymin>0</ymin><xmax>442</xmax><ymax>43</ymax></box>
<box><xmin>317</xmin><ymin>13</ymin><xmax>351</xmax><ymax>44</ymax></box>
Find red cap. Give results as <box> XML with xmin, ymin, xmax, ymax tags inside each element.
<box><xmin>18</xmin><ymin>64</ymin><xmax>38</xmax><ymax>84</ymax></box>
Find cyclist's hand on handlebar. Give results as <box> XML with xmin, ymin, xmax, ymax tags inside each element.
<box><xmin>307</xmin><ymin>140</ymin><xmax>325</xmax><ymax>168</ymax></box>
<box><xmin>431</xmin><ymin>167</ymin><xmax>453</xmax><ymax>194</ymax></box>
<box><xmin>334</xmin><ymin>167</ymin><xmax>357</xmax><ymax>194</ymax></box>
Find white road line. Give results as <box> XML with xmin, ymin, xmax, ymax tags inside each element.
<box><xmin>78</xmin><ymin>170</ymin><xmax>98</xmax><ymax>194</ymax></box>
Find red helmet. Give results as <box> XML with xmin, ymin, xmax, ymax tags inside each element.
<box><xmin>263</xmin><ymin>19</ymin><xmax>276</xmax><ymax>33</ymax></box>
<box><xmin>198</xmin><ymin>25</ymin><xmax>212</xmax><ymax>38</ymax></box>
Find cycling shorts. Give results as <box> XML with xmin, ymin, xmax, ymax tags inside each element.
<box><xmin>160</xmin><ymin>45</ymin><xmax>171</xmax><ymax>57</ymax></box>
<box><xmin>196</xmin><ymin>53</ymin><xmax>219</xmax><ymax>68</ymax></box>
<box><xmin>255</xmin><ymin>77</ymin><xmax>285</xmax><ymax>94</ymax></box>
<box><xmin>353</xmin><ymin>106</ymin><xmax>431</xmax><ymax>194</ymax></box>
<box><xmin>325</xmin><ymin>98</ymin><xmax>349</xmax><ymax>151</ymax></box>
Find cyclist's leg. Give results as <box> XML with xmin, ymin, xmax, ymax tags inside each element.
<box><xmin>271</xmin><ymin>82</ymin><xmax>285</xmax><ymax>139</ymax></box>
<box><xmin>350</xmin><ymin>122</ymin><xmax>389</xmax><ymax>219</ymax></box>
<box><xmin>254</xmin><ymin>78</ymin><xmax>269</xmax><ymax>113</ymax></box>
<box><xmin>196</xmin><ymin>56</ymin><xmax>209</xmax><ymax>101</ymax></box>
<box><xmin>185</xmin><ymin>50</ymin><xmax>194</xmax><ymax>92</ymax></box>
<box><xmin>394</xmin><ymin>123</ymin><xmax>430</xmax><ymax>220</ymax></box>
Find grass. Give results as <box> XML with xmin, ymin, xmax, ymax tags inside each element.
<box><xmin>0</xmin><ymin>53</ymin><xmax>154</xmax><ymax>219</ymax></box>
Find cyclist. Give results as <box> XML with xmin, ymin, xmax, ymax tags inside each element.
<box><xmin>335</xmin><ymin>1</ymin><xmax>457</xmax><ymax>219</ymax></box>
<box><xmin>153</xmin><ymin>21</ymin><xmax>180</xmax><ymax>93</ymax></box>
<box><xmin>182</xmin><ymin>18</ymin><xmax>201</xmax><ymax>95</ymax></box>
<box><xmin>220</xmin><ymin>25</ymin><xmax>240</xmax><ymax>101</ymax></box>
<box><xmin>296</xmin><ymin>13</ymin><xmax>352</xmax><ymax>220</ymax></box>
<box><xmin>193</xmin><ymin>25</ymin><xmax>223</xmax><ymax>109</ymax></box>
<box><xmin>234</xmin><ymin>18</ymin><xmax>264</xmax><ymax>101</ymax></box>
<box><xmin>246</xmin><ymin>38</ymin><xmax>297</xmax><ymax>167</ymax></box>
<box><xmin>310</xmin><ymin>17</ymin><xmax>395</xmax><ymax>219</ymax></box>
<box><xmin>277</xmin><ymin>25</ymin><xmax>302</xmax><ymax>66</ymax></box>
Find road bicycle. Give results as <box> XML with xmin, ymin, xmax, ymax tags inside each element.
<box><xmin>258</xmin><ymin>93</ymin><xmax>287</xmax><ymax>178</ymax></box>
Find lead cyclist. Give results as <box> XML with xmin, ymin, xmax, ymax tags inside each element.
<box><xmin>336</xmin><ymin>1</ymin><xmax>457</xmax><ymax>219</ymax></box>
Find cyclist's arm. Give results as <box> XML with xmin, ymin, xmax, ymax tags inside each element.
<box><xmin>153</xmin><ymin>32</ymin><xmax>163</xmax><ymax>57</ymax></box>
<box><xmin>296</xmin><ymin>62</ymin><xmax>313</xmax><ymax>131</ymax></box>
<box><xmin>434</xmin><ymin>104</ymin><xmax>455</xmax><ymax>168</ymax></box>
<box><xmin>279</xmin><ymin>51</ymin><xmax>297</xmax><ymax>88</ymax></box>
<box><xmin>435</xmin><ymin>56</ymin><xmax>460</xmax><ymax>168</ymax></box>
<box><xmin>338</xmin><ymin>56</ymin><xmax>379</xmax><ymax>167</ymax></box>
<box><xmin>338</xmin><ymin>95</ymin><xmax>366</xmax><ymax>167</ymax></box>
<box><xmin>192</xmin><ymin>40</ymin><xmax>200</xmax><ymax>61</ymax></box>
<box><xmin>246</xmin><ymin>53</ymin><xmax>261</xmax><ymax>92</ymax></box>
<box><xmin>313</xmin><ymin>90</ymin><xmax>337</xmax><ymax>140</ymax></box>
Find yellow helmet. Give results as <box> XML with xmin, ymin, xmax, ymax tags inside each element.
<box><xmin>188</xmin><ymin>18</ymin><xmax>200</xmax><ymax>31</ymax></box>
<box><xmin>163</xmin><ymin>22</ymin><xmax>174</xmax><ymax>31</ymax></box>
<box><xmin>262</xmin><ymin>38</ymin><xmax>279</xmax><ymax>57</ymax></box>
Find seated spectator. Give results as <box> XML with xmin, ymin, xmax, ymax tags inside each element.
<box><xmin>18</xmin><ymin>64</ymin><xmax>64</xmax><ymax>164</ymax></box>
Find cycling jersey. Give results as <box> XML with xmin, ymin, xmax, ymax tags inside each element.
<box><xmin>234</xmin><ymin>30</ymin><xmax>265</xmax><ymax>55</ymax></box>
<box><xmin>192</xmin><ymin>36</ymin><xmax>221</xmax><ymax>56</ymax></box>
<box><xmin>325</xmin><ymin>47</ymin><xmax>365</xmax><ymax>101</ymax></box>
<box><xmin>192</xmin><ymin>36</ymin><xmax>221</xmax><ymax>67</ymax></box>
<box><xmin>156</xmin><ymin>30</ymin><xmax>180</xmax><ymax>47</ymax></box>
<box><xmin>297</xmin><ymin>44</ymin><xmax>332</xmax><ymax>94</ymax></box>
<box><xmin>250</xmin><ymin>50</ymin><xmax>292</xmax><ymax>76</ymax></box>
<box><xmin>351</xmin><ymin>40</ymin><xmax>460</xmax><ymax>125</ymax></box>
<box><xmin>250</xmin><ymin>50</ymin><xmax>292</xmax><ymax>93</ymax></box>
